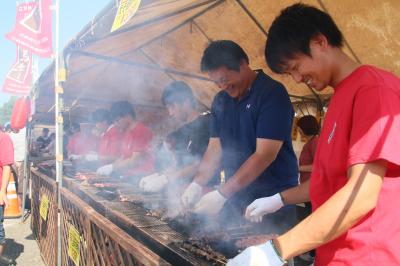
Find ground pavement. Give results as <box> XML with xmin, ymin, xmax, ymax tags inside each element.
<box><xmin>2</xmin><ymin>215</ymin><xmax>44</xmax><ymax>266</ymax></box>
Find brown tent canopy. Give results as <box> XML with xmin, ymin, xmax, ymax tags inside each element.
<box><xmin>33</xmin><ymin>0</ymin><xmax>400</xmax><ymax>126</ymax></box>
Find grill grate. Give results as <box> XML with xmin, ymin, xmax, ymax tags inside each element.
<box><xmin>64</xmin><ymin>175</ymin><xmax>232</xmax><ymax>265</ymax></box>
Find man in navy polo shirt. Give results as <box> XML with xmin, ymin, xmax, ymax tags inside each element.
<box><xmin>181</xmin><ymin>40</ymin><xmax>298</xmax><ymax>231</ymax></box>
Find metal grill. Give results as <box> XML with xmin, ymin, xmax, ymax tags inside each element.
<box><xmin>63</xmin><ymin>176</ymin><xmax>227</xmax><ymax>265</ymax></box>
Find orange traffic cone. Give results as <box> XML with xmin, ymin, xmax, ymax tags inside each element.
<box><xmin>4</xmin><ymin>172</ymin><xmax>22</xmax><ymax>218</ymax></box>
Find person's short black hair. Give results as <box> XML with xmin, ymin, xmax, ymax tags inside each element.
<box><xmin>161</xmin><ymin>81</ymin><xmax>196</xmax><ymax>108</ymax></box>
<box><xmin>110</xmin><ymin>101</ymin><xmax>136</xmax><ymax>121</ymax></box>
<box><xmin>91</xmin><ymin>109</ymin><xmax>111</xmax><ymax>124</ymax></box>
<box><xmin>43</xmin><ymin>128</ymin><xmax>49</xmax><ymax>133</ymax></box>
<box><xmin>265</xmin><ymin>3</ymin><xmax>343</xmax><ymax>74</ymax></box>
<box><xmin>5</xmin><ymin>124</ymin><xmax>12</xmax><ymax>132</ymax></box>
<box><xmin>200</xmin><ymin>40</ymin><xmax>249</xmax><ymax>72</ymax></box>
<box><xmin>297</xmin><ymin>115</ymin><xmax>319</xmax><ymax>136</ymax></box>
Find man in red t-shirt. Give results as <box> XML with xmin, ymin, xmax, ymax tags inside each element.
<box><xmin>82</xmin><ymin>109</ymin><xmax>122</xmax><ymax>164</ymax></box>
<box><xmin>228</xmin><ymin>4</ymin><xmax>400</xmax><ymax>266</ymax></box>
<box><xmin>67</xmin><ymin>123</ymin><xmax>99</xmax><ymax>159</ymax></box>
<box><xmin>96</xmin><ymin>101</ymin><xmax>154</xmax><ymax>177</ymax></box>
<box><xmin>0</xmin><ymin>129</ymin><xmax>16</xmax><ymax>265</ymax></box>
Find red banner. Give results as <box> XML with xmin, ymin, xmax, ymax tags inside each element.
<box><xmin>2</xmin><ymin>45</ymin><xmax>33</xmax><ymax>95</ymax></box>
<box><xmin>6</xmin><ymin>0</ymin><xmax>53</xmax><ymax>58</ymax></box>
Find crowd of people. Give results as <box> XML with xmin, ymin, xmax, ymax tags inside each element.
<box><xmin>1</xmin><ymin>3</ymin><xmax>399</xmax><ymax>266</ymax></box>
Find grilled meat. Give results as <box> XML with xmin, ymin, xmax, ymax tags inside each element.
<box><xmin>180</xmin><ymin>241</ymin><xmax>227</xmax><ymax>265</ymax></box>
<box><xmin>75</xmin><ymin>172</ymin><xmax>97</xmax><ymax>181</ymax></box>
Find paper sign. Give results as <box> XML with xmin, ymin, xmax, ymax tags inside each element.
<box><xmin>39</xmin><ymin>194</ymin><xmax>49</xmax><ymax>220</ymax></box>
<box><xmin>111</xmin><ymin>0</ymin><xmax>141</xmax><ymax>32</ymax></box>
<box><xmin>68</xmin><ymin>223</ymin><xmax>80</xmax><ymax>266</ymax></box>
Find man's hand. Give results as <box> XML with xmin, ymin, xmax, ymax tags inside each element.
<box><xmin>139</xmin><ymin>173</ymin><xmax>169</xmax><ymax>193</ymax></box>
<box><xmin>227</xmin><ymin>240</ymin><xmax>286</xmax><ymax>266</ymax></box>
<box><xmin>96</xmin><ymin>164</ymin><xmax>114</xmax><ymax>176</ymax></box>
<box><xmin>193</xmin><ymin>190</ymin><xmax>226</xmax><ymax>215</ymax></box>
<box><xmin>0</xmin><ymin>191</ymin><xmax>9</xmax><ymax>208</ymax></box>
<box><xmin>245</xmin><ymin>193</ymin><xmax>284</xmax><ymax>222</ymax></box>
<box><xmin>181</xmin><ymin>182</ymin><xmax>202</xmax><ymax>208</ymax></box>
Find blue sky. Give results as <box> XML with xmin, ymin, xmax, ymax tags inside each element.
<box><xmin>0</xmin><ymin>0</ymin><xmax>111</xmax><ymax>105</ymax></box>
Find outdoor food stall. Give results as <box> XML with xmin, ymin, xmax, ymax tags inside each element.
<box><xmin>28</xmin><ymin>0</ymin><xmax>400</xmax><ymax>265</ymax></box>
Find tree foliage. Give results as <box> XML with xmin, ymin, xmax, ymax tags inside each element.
<box><xmin>0</xmin><ymin>96</ymin><xmax>17</xmax><ymax>126</ymax></box>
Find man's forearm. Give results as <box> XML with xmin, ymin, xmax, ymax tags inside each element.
<box><xmin>166</xmin><ymin>162</ymin><xmax>200</xmax><ymax>182</ymax></box>
<box><xmin>220</xmin><ymin>153</ymin><xmax>274</xmax><ymax>198</ymax></box>
<box><xmin>280</xmin><ymin>179</ymin><xmax>310</xmax><ymax>205</ymax></box>
<box><xmin>193</xmin><ymin>139</ymin><xmax>221</xmax><ymax>186</ymax></box>
<box><xmin>275</xmin><ymin>162</ymin><xmax>385</xmax><ymax>260</ymax></box>
<box><xmin>299</xmin><ymin>164</ymin><xmax>312</xmax><ymax>172</ymax></box>
<box><xmin>194</xmin><ymin>156</ymin><xmax>220</xmax><ymax>186</ymax></box>
<box><xmin>1</xmin><ymin>166</ymin><xmax>11</xmax><ymax>193</ymax></box>
<box><xmin>100</xmin><ymin>155</ymin><xmax>118</xmax><ymax>164</ymax></box>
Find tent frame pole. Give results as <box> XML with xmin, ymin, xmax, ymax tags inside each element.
<box><xmin>54</xmin><ymin>1</ymin><xmax>64</xmax><ymax>266</ymax></box>
<box><xmin>72</xmin><ymin>49</ymin><xmax>212</xmax><ymax>81</ymax></box>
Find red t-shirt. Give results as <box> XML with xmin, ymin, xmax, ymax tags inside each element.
<box><xmin>310</xmin><ymin>65</ymin><xmax>400</xmax><ymax>265</ymax></box>
<box><xmin>120</xmin><ymin>122</ymin><xmax>154</xmax><ymax>176</ymax></box>
<box><xmin>0</xmin><ymin>132</ymin><xmax>14</xmax><ymax>189</ymax></box>
<box><xmin>299</xmin><ymin>136</ymin><xmax>319</xmax><ymax>183</ymax></box>
<box><xmin>98</xmin><ymin>125</ymin><xmax>121</xmax><ymax>157</ymax></box>
<box><xmin>67</xmin><ymin>132</ymin><xmax>99</xmax><ymax>155</ymax></box>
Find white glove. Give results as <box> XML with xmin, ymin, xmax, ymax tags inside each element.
<box><xmin>181</xmin><ymin>182</ymin><xmax>202</xmax><ymax>208</ymax></box>
<box><xmin>69</xmin><ymin>154</ymin><xmax>83</xmax><ymax>160</ymax></box>
<box><xmin>96</xmin><ymin>164</ymin><xmax>114</xmax><ymax>176</ymax></box>
<box><xmin>227</xmin><ymin>240</ymin><xmax>285</xmax><ymax>266</ymax></box>
<box><xmin>245</xmin><ymin>193</ymin><xmax>284</xmax><ymax>223</ymax></box>
<box><xmin>193</xmin><ymin>190</ymin><xmax>226</xmax><ymax>215</ymax></box>
<box><xmin>85</xmin><ymin>154</ymin><xmax>99</xmax><ymax>161</ymax></box>
<box><xmin>139</xmin><ymin>173</ymin><xmax>169</xmax><ymax>193</ymax></box>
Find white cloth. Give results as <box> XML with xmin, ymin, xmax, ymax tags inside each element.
<box><xmin>227</xmin><ymin>240</ymin><xmax>285</xmax><ymax>266</ymax></box>
<box><xmin>245</xmin><ymin>193</ymin><xmax>284</xmax><ymax>223</ymax></box>
<box><xmin>85</xmin><ymin>153</ymin><xmax>99</xmax><ymax>161</ymax></box>
<box><xmin>69</xmin><ymin>154</ymin><xmax>83</xmax><ymax>160</ymax></box>
<box><xmin>139</xmin><ymin>173</ymin><xmax>169</xmax><ymax>193</ymax></box>
<box><xmin>8</xmin><ymin>128</ymin><xmax>26</xmax><ymax>162</ymax></box>
<box><xmin>193</xmin><ymin>190</ymin><xmax>226</xmax><ymax>215</ymax></box>
<box><xmin>181</xmin><ymin>182</ymin><xmax>202</xmax><ymax>208</ymax></box>
<box><xmin>96</xmin><ymin>164</ymin><xmax>113</xmax><ymax>175</ymax></box>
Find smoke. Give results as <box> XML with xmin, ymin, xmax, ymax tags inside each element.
<box><xmin>154</xmin><ymin>140</ymin><xmax>177</xmax><ymax>172</ymax></box>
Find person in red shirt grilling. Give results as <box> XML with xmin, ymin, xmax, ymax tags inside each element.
<box><xmin>228</xmin><ymin>3</ymin><xmax>400</xmax><ymax>266</ymax></box>
<box><xmin>68</xmin><ymin>123</ymin><xmax>99</xmax><ymax>159</ymax></box>
<box><xmin>82</xmin><ymin>109</ymin><xmax>122</xmax><ymax>164</ymax></box>
<box><xmin>96</xmin><ymin>101</ymin><xmax>154</xmax><ymax>177</ymax></box>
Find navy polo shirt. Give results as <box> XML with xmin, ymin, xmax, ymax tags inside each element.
<box><xmin>211</xmin><ymin>70</ymin><xmax>298</xmax><ymax>206</ymax></box>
